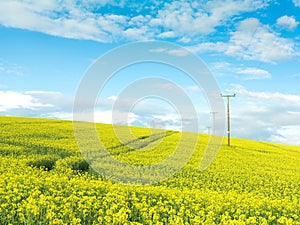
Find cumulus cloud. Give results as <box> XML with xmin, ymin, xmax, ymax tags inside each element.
<box><xmin>293</xmin><ymin>0</ymin><xmax>300</xmax><ymax>7</ymax></box>
<box><xmin>0</xmin><ymin>89</ymin><xmax>195</xmax><ymax>132</ymax></box>
<box><xmin>0</xmin><ymin>0</ymin><xmax>271</xmax><ymax>43</ymax></box>
<box><xmin>108</xmin><ymin>96</ymin><xmax>118</xmax><ymax>101</ymax></box>
<box><xmin>191</xmin><ymin>18</ymin><xmax>297</xmax><ymax>63</ymax></box>
<box><xmin>234</xmin><ymin>85</ymin><xmax>300</xmax><ymax>103</ymax></box>
<box><xmin>235</xmin><ymin>68</ymin><xmax>271</xmax><ymax>80</ymax></box>
<box><xmin>269</xmin><ymin>126</ymin><xmax>300</xmax><ymax>146</ymax></box>
<box><xmin>228</xmin><ymin>85</ymin><xmax>300</xmax><ymax>145</ymax></box>
<box><xmin>276</xmin><ymin>15</ymin><xmax>299</xmax><ymax>31</ymax></box>
<box><xmin>1</xmin><ymin>87</ymin><xmax>299</xmax><ymax>145</ymax></box>
<box><xmin>157</xmin><ymin>31</ymin><xmax>176</xmax><ymax>38</ymax></box>
<box><xmin>154</xmin><ymin>0</ymin><xmax>269</xmax><ymax>37</ymax></box>
<box><xmin>210</xmin><ymin>61</ymin><xmax>271</xmax><ymax>80</ymax></box>
<box><xmin>0</xmin><ymin>0</ymin><xmax>129</xmax><ymax>42</ymax></box>
<box><xmin>0</xmin><ymin>90</ymin><xmax>52</xmax><ymax>112</ymax></box>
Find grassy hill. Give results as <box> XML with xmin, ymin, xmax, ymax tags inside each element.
<box><xmin>0</xmin><ymin>116</ymin><xmax>299</xmax><ymax>225</ymax></box>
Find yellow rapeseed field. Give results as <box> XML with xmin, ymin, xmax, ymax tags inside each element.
<box><xmin>0</xmin><ymin>116</ymin><xmax>299</xmax><ymax>224</ymax></box>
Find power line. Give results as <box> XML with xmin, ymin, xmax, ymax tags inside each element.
<box><xmin>221</xmin><ymin>94</ymin><xmax>236</xmax><ymax>146</ymax></box>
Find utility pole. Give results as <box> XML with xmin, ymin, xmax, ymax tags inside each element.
<box><xmin>210</xmin><ymin>111</ymin><xmax>218</xmax><ymax>136</ymax></box>
<box><xmin>221</xmin><ymin>94</ymin><xmax>236</xmax><ymax>146</ymax></box>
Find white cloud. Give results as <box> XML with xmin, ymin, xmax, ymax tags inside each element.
<box><xmin>155</xmin><ymin>0</ymin><xmax>269</xmax><ymax>38</ymax></box>
<box><xmin>191</xmin><ymin>18</ymin><xmax>297</xmax><ymax>63</ymax></box>
<box><xmin>178</xmin><ymin>37</ymin><xmax>192</xmax><ymax>43</ymax></box>
<box><xmin>0</xmin><ymin>90</ymin><xmax>52</xmax><ymax>112</ymax></box>
<box><xmin>24</xmin><ymin>91</ymin><xmax>74</xmax><ymax>110</ymax></box>
<box><xmin>157</xmin><ymin>31</ymin><xmax>176</xmax><ymax>38</ymax></box>
<box><xmin>0</xmin><ymin>59</ymin><xmax>25</xmax><ymax>76</ymax></box>
<box><xmin>153</xmin><ymin>113</ymin><xmax>180</xmax><ymax>125</ymax></box>
<box><xmin>152</xmin><ymin>114</ymin><xmax>182</xmax><ymax>131</ymax></box>
<box><xmin>0</xmin><ymin>0</ymin><xmax>271</xmax><ymax>43</ymax></box>
<box><xmin>25</xmin><ymin>90</ymin><xmax>61</xmax><ymax>95</ymax></box>
<box><xmin>0</xmin><ymin>90</ymin><xmax>185</xmax><ymax>131</ymax></box>
<box><xmin>293</xmin><ymin>0</ymin><xmax>300</xmax><ymax>7</ymax></box>
<box><xmin>148</xmin><ymin>48</ymin><xmax>167</xmax><ymax>53</ymax></box>
<box><xmin>123</xmin><ymin>26</ymin><xmax>153</xmax><ymax>41</ymax></box>
<box><xmin>154</xmin><ymin>1</ymin><xmax>215</xmax><ymax>35</ymax></box>
<box><xmin>167</xmin><ymin>49</ymin><xmax>190</xmax><ymax>56</ymax></box>
<box><xmin>0</xmin><ymin>0</ymin><xmax>129</xmax><ymax>42</ymax></box>
<box><xmin>187</xmin><ymin>86</ymin><xmax>201</xmax><ymax>92</ymax></box>
<box><xmin>269</xmin><ymin>126</ymin><xmax>300</xmax><ymax>146</ymax></box>
<box><xmin>236</xmin><ymin>67</ymin><xmax>271</xmax><ymax>80</ymax></box>
<box><xmin>148</xmin><ymin>47</ymin><xmax>189</xmax><ymax>56</ymax></box>
<box><xmin>211</xmin><ymin>62</ymin><xmax>232</xmax><ymax>70</ymax></box>
<box><xmin>94</xmin><ymin>111</ymin><xmax>138</xmax><ymax>125</ymax></box>
<box><xmin>108</xmin><ymin>96</ymin><xmax>118</xmax><ymax>101</ymax></box>
<box><xmin>227</xmin><ymin>85</ymin><xmax>300</xmax><ymax>145</ymax></box>
<box><xmin>128</xmin><ymin>15</ymin><xmax>149</xmax><ymax>26</ymax></box>
<box><xmin>42</xmin><ymin>112</ymin><xmax>72</xmax><ymax>120</ymax></box>
<box><xmin>2</xmin><ymin>87</ymin><xmax>300</xmax><ymax>145</ymax></box>
<box><xmin>276</xmin><ymin>15</ymin><xmax>299</xmax><ymax>31</ymax></box>
<box><xmin>209</xmin><ymin>61</ymin><xmax>271</xmax><ymax>80</ymax></box>
<box><xmin>0</xmin><ymin>90</ymin><xmax>76</xmax><ymax>121</ymax></box>
<box><xmin>234</xmin><ymin>85</ymin><xmax>300</xmax><ymax>103</ymax></box>
<box><xmin>189</xmin><ymin>42</ymin><xmax>226</xmax><ymax>53</ymax></box>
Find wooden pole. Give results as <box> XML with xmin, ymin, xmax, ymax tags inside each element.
<box><xmin>221</xmin><ymin>94</ymin><xmax>236</xmax><ymax>146</ymax></box>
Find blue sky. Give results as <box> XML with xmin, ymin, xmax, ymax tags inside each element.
<box><xmin>0</xmin><ymin>0</ymin><xmax>300</xmax><ymax>145</ymax></box>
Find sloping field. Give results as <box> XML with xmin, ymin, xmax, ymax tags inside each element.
<box><xmin>0</xmin><ymin>116</ymin><xmax>299</xmax><ymax>225</ymax></box>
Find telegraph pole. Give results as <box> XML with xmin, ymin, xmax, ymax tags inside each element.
<box><xmin>221</xmin><ymin>94</ymin><xmax>236</xmax><ymax>146</ymax></box>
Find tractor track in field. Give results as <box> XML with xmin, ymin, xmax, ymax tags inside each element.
<box><xmin>108</xmin><ymin>130</ymin><xmax>177</xmax><ymax>156</ymax></box>
<box><xmin>86</xmin><ymin>130</ymin><xmax>178</xmax><ymax>160</ymax></box>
